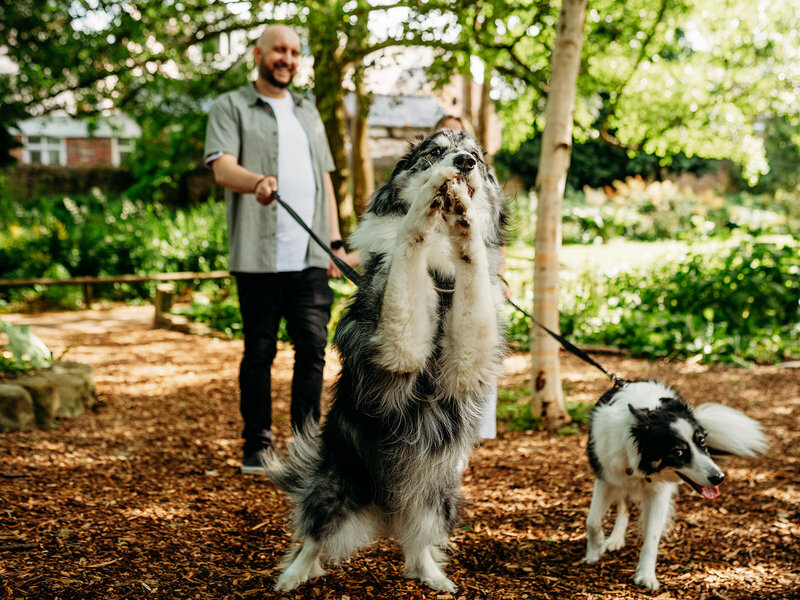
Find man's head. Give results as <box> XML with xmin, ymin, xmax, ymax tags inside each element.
<box><xmin>254</xmin><ymin>25</ymin><xmax>301</xmax><ymax>91</ymax></box>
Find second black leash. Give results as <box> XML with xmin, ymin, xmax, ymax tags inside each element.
<box><xmin>506</xmin><ymin>297</ymin><xmax>626</xmax><ymax>387</ymax></box>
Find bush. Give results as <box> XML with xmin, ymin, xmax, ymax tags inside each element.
<box><xmin>557</xmin><ymin>240</ymin><xmax>800</xmax><ymax>365</ymax></box>
<box><xmin>0</xmin><ymin>191</ymin><xmax>228</xmax><ymax>307</ymax></box>
<box><xmin>510</xmin><ymin>182</ymin><xmax>799</xmax><ymax>248</ymax></box>
<box><xmin>495</xmin><ymin>132</ymin><xmax>723</xmax><ymax>191</ymax></box>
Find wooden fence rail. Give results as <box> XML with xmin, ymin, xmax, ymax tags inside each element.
<box><xmin>0</xmin><ymin>271</ymin><xmax>233</xmax><ymax>305</ymax></box>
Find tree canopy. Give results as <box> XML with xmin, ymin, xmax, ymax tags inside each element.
<box><xmin>2</xmin><ymin>0</ymin><xmax>798</xmax><ymax>187</ymax></box>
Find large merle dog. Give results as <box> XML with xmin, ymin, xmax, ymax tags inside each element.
<box><xmin>265</xmin><ymin>129</ymin><xmax>508</xmax><ymax>592</ymax></box>
<box><xmin>584</xmin><ymin>380</ymin><xmax>768</xmax><ymax>590</ymax></box>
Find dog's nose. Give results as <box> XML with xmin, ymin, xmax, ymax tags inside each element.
<box><xmin>454</xmin><ymin>153</ymin><xmax>476</xmax><ymax>172</ymax></box>
<box><xmin>709</xmin><ymin>472</ymin><xmax>725</xmax><ymax>486</ymax></box>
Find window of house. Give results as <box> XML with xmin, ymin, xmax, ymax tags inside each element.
<box><xmin>25</xmin><ymin>136</ymin><xmax>63</xmax><ymax>165</ymax></box>
<box><xmin>117</xmin><ymin>137</ymin><xmax>135</xmax><ymax>166</ymax></box>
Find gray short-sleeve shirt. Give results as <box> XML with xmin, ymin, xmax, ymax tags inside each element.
<box><xmin>204</xmin><ymin>83</ymin><xmax>335</xmax><ymax>272</ymax></box>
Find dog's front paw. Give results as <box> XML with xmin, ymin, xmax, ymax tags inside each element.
<box><xmin>633</xmin><ymin>569</ymin><xmax>660</xmax><ymax>591</ymax></box>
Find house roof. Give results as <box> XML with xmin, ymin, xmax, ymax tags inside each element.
<box><xmin>345</xmin><ymin>93</ymin><xmax>448</xmax><ymax>129</ymax></box>
<box><xmin>12</xmin><ymin>114</ymin><xmax>142</xmax><ymax>139</ymax></box>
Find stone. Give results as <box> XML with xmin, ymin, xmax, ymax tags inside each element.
<box><xmin>12</xmin><ymin>374</ymin><xmax>60</xmax><ymax>428</ymax></box>
<box><xmin>0</xmin><ymin>361</ymin><xmax>95</xmax><ymax>430</ymax></box>
<box><xmin>0</xmin><ymin>383</ymin><xmax>36</xmax><ymax>431</ymax></box>
<box><xmin>51</xmin><ymin>361</ymin><xmax>96</xmax><ymax>412</ymax></box>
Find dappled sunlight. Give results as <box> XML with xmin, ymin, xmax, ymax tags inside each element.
<box><xmin>2</xmin><ymin>306</ymin><xmax>798</xmax><ymax>599</ymax></box>
<box><xmin>120</xmin><ymin>504</ymin><xmax>192</xmax><ymax>522</ymax></box>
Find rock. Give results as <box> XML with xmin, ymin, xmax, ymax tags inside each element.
<box><xmin>12</xmin><ymin>374</ymin><xmax>60</xmax><ymax>428</ymax></box>
<box><xmin>0</xmin><ymin>361</ymin><xmax>95</xmax><ymax>430</ymax></box>
<box><xmin>51</xmin><ymin>361</ymin><xmax>96</xmax><ymax>413</ymax></box>
<box><xmin>0</xmin><ymin>384</ymin><xmax>36</xmax><ymax>431</ymax></box>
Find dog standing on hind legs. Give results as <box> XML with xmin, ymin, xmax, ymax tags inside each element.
<box><xmin>264</xmin><ymin>129</ymin><xmax>508</xmax><ymax>592</ymax></box>
<box><xmin>584</xmin><ymin>380</ymin><xmax>768</xmax><ymax>590</ymax></box>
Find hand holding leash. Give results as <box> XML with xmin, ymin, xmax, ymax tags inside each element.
<box><xmin>254</xmin><ymin>175</ymin><xmax>278</xmax><ymax>206</ymax></box>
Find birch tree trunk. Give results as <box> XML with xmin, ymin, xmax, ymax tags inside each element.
<box><xmin>477</xmin><ymin>70</ymin><xmax>491</xmax><ymax>152</ymax></box>
<box><xmin>352</xmin><ymin>68</ymin><xmax>375</xmax><ymax>217</ymax></box>
<box><xmin>531</xmin><ymin>0</ymin><xmax>588</xmax><ymax>429</ymax></box>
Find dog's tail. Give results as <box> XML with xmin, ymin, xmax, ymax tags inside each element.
<box><xmin>261</xmin><ymin>420</ymin><xmax>321</xmax><ymax>500</ymax></box>
<box><xmin>693</xmin><ymin>403</ymin><xmax>768</xmax><ymax>457</ymax></box>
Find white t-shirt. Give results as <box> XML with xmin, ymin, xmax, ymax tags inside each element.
<box><xmin>262</xmin><ymin>94</ymin><xmax>317</xmax><ymax>272</ymax></box>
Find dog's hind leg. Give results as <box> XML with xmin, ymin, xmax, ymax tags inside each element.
<box><xmin>395</xmin><ymin>504</ymin><xmax>456</xmax><ymax>592</ymax></box>
<box><xmin>274</xmin><ymin>538</ymin><xmax>323</xmax><ymax>591</ymax></box>
<box><xmin>603</xmin><ymin>496</ymin><xmax>629</xmax><ymax>553</ymax></box>
<box><xmin>584</xmin><ymin>479</ymin><xmax>614</xmax><ymax>563</ymax></box>
<box><xmin>633</xmin><ymin>484</ymin><xmax>674</xmax><ymax>591</ymax></box>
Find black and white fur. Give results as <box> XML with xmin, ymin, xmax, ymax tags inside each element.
<box><xmin>265</xmin><ymin>129</ymin><xmax>508</xmax><ymax>592</ymax></box>
<box><xmin>584</xmin><ymin>380</ymin><xmax>768</xmax><ymax>590</ymax></box>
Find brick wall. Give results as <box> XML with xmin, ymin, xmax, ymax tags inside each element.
<box><xmin>10</xmin><ymin>136</ymin><xmax>23</xmax><ymax>163</ymax></box>
<box><xmin>66</xmin><ymin>138</ymin><xmax>113</xmax><ymax>166</ymax></box>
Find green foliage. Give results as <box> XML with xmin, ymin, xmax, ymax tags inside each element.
<box><xmin>511</xmin><ymin>184</ymin><xmax>799</xmax><ymax>248</ymax></box>
<box><xmin>557</xmin><ymin>240</ymin><xmax>800</xmax><ymax>365</ymax></box>
<box><xmin>497</xmin><ymin>386</ymin><xmax>542</xmax><ymax>431</ymax></box>
<box><xmin>176</xmin><ymin>292</ymin><xmax>243</xmax><ymax>339</ymax></box>
<box><xmin>0</xmin><ymin>191</ymin><xmax>228</xmax><ymax>307</ymax></box>
<box><xmin>495</xmin><ymin>132</ymin><xmax>724</xmax><ymax>191</ymax></box>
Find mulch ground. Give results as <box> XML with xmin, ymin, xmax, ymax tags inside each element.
<box><xmin>1</xmin><ymin>306</ymin><xmax>798</xmax><ymax>600</ymax></box>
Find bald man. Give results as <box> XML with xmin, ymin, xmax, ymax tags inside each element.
<box><xmin>204</xmin><ymin>25</ymin><xmax>345</xmax><ymax>474</ymax></box>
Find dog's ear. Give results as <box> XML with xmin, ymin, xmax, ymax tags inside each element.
<box><xmin>369</xmin><ymin>182</ymin><xmax>398</xmax><ymax>216</ymax></box>
<box><xmin>628</xmin><ymin>405</ymin><xmax>651</xmax><ymax>421</ymax></box>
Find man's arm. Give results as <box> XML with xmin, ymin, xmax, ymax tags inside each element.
<box><xmin>210</xmin><ymin>153</ymin><xmax>278</xmax><ymax>206</ymax></box>
<box><xmin>324</xmin><ymin>172</ymin><xmax>346</xmax><ymax>278</ymax></box>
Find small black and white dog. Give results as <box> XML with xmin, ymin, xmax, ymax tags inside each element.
<box><xmin>584</xmin><ymin>380</ymin><xmax>768</xmax><ymax>590</ymax></box>
<box><xmin>265</xmin><ymin>129</ymin><xmax>508</xmax><ymax>592</ymax></box>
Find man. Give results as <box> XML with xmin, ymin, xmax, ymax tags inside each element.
<box><xmin>204</xmin><ymin>24</ymin><xmax>346</xmax><ymax>474</ymax></box>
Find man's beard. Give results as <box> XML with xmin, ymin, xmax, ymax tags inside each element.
<box><xmin>259</xmin><ymin>61</ymin><xmax>293</xmax><ymax>89</ymax></box>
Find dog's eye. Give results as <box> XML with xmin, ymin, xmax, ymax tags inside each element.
<box><xmin>673</xmin><ymin>449</ymin><xmax>684</xmax><ymax>458</ymax></box>
<box><xmin>430</xmin><ymin>146</ymin><xmax>444</xmax><ymax>157</ymax></box>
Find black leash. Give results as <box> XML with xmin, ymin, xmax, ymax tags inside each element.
<box><xmin>506</xmin><ymin>297</ymin><xmax>626</xmax><ymax>387</ymax></box>
<box><xmin>274</xmin><ymin>190</ymin><xmax>622</xmax><ymax>386</ymax></box>
<box><xmin>273</xmin><ymin>192</ymin><xmax>363</xmax><ymax>286</ymax></box>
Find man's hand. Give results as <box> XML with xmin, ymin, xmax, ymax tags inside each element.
<box><xmin>328</xmin><ymin>246</ymin><xmax>347</xmax><ymax>279</ymax></box>
<box><xmin>254</xmin><ymin>175</ymin><xmax>279</xmax><ymax>206</ymax></box>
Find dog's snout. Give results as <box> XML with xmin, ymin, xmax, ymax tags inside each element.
<box><xmin>709</xmin><ymin>472</ymin><xmax>725</xmax><ymax>486</ymax></box>
<box><xmin>454</xmin><ymin>153</ymin><xmax>476</xmax><ymax>172</ymax></box>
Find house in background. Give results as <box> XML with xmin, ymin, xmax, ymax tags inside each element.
<box><xmin>10</xmin><ymin>114</ymin><xmax>141</xmax><ymax>167</ymax></box>
<box><xmin>346</xmin><ymin>65</ymin><xmax>502</xmax><ymax>180</ymax></box>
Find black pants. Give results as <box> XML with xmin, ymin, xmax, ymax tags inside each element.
<box><xmin>234</xmin><ymin>268</ymin><xmax>334</xmax><ymax>454</ymax></box>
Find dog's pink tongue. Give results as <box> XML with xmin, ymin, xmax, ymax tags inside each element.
<box><xmin>701</xmin><ymin>485</ymin><xmax>720</xmax><ymax>500</ymax></box>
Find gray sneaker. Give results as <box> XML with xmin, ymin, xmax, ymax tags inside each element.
<box><xmin>240</xmin><ymin>448</ymin><xmax>271</xmax><ymax>475</ymax></box>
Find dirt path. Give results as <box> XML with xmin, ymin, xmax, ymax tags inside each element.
<box><xmin>1</xmin><ymin>306</ymin><xmax>798</xmax><ymax>599</ymax></box>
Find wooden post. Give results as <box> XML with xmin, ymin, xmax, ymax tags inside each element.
<box><xmin>153</xmin><ymin>283</ymin><xmax>175</xmax><ymax>328</ymax></box>
<box><xmin>83</xmin><ymin>283</ymin><xmax>93</xmax><ymax>307</ymax></box>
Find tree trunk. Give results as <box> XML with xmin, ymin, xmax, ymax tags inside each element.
<box><xmin>312</xmin><ymin>49</ymin><xmax>356</xmax><ymax>239</ymax></box>
<box><xmin>462</xmin><ymin>68</ymin><xmax>473</xmax><ymax>123</ymax></box>
<box><xmin>352</xmin><ymin>68</ymin><xmax>375</xmax><ymax>218</ymax></box>
<box><xmin>530</xmin><ymin>0</ymin><xmax>588</xmax><ymax>430</ymax></box>
<box><xmin>477</xmin><ymin>70</ymin><xmax>491</xmax><ymax>151</ymax></box>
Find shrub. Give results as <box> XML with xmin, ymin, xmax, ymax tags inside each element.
<box><xmin>0</xmin><ymin>191</ymin><xmax>228</xmax><ymax>308</ymax></box>
<box><xmin>557</xmin><ymin>240</ymin><xmax>800</xmax><ymax>364</ymax></box>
